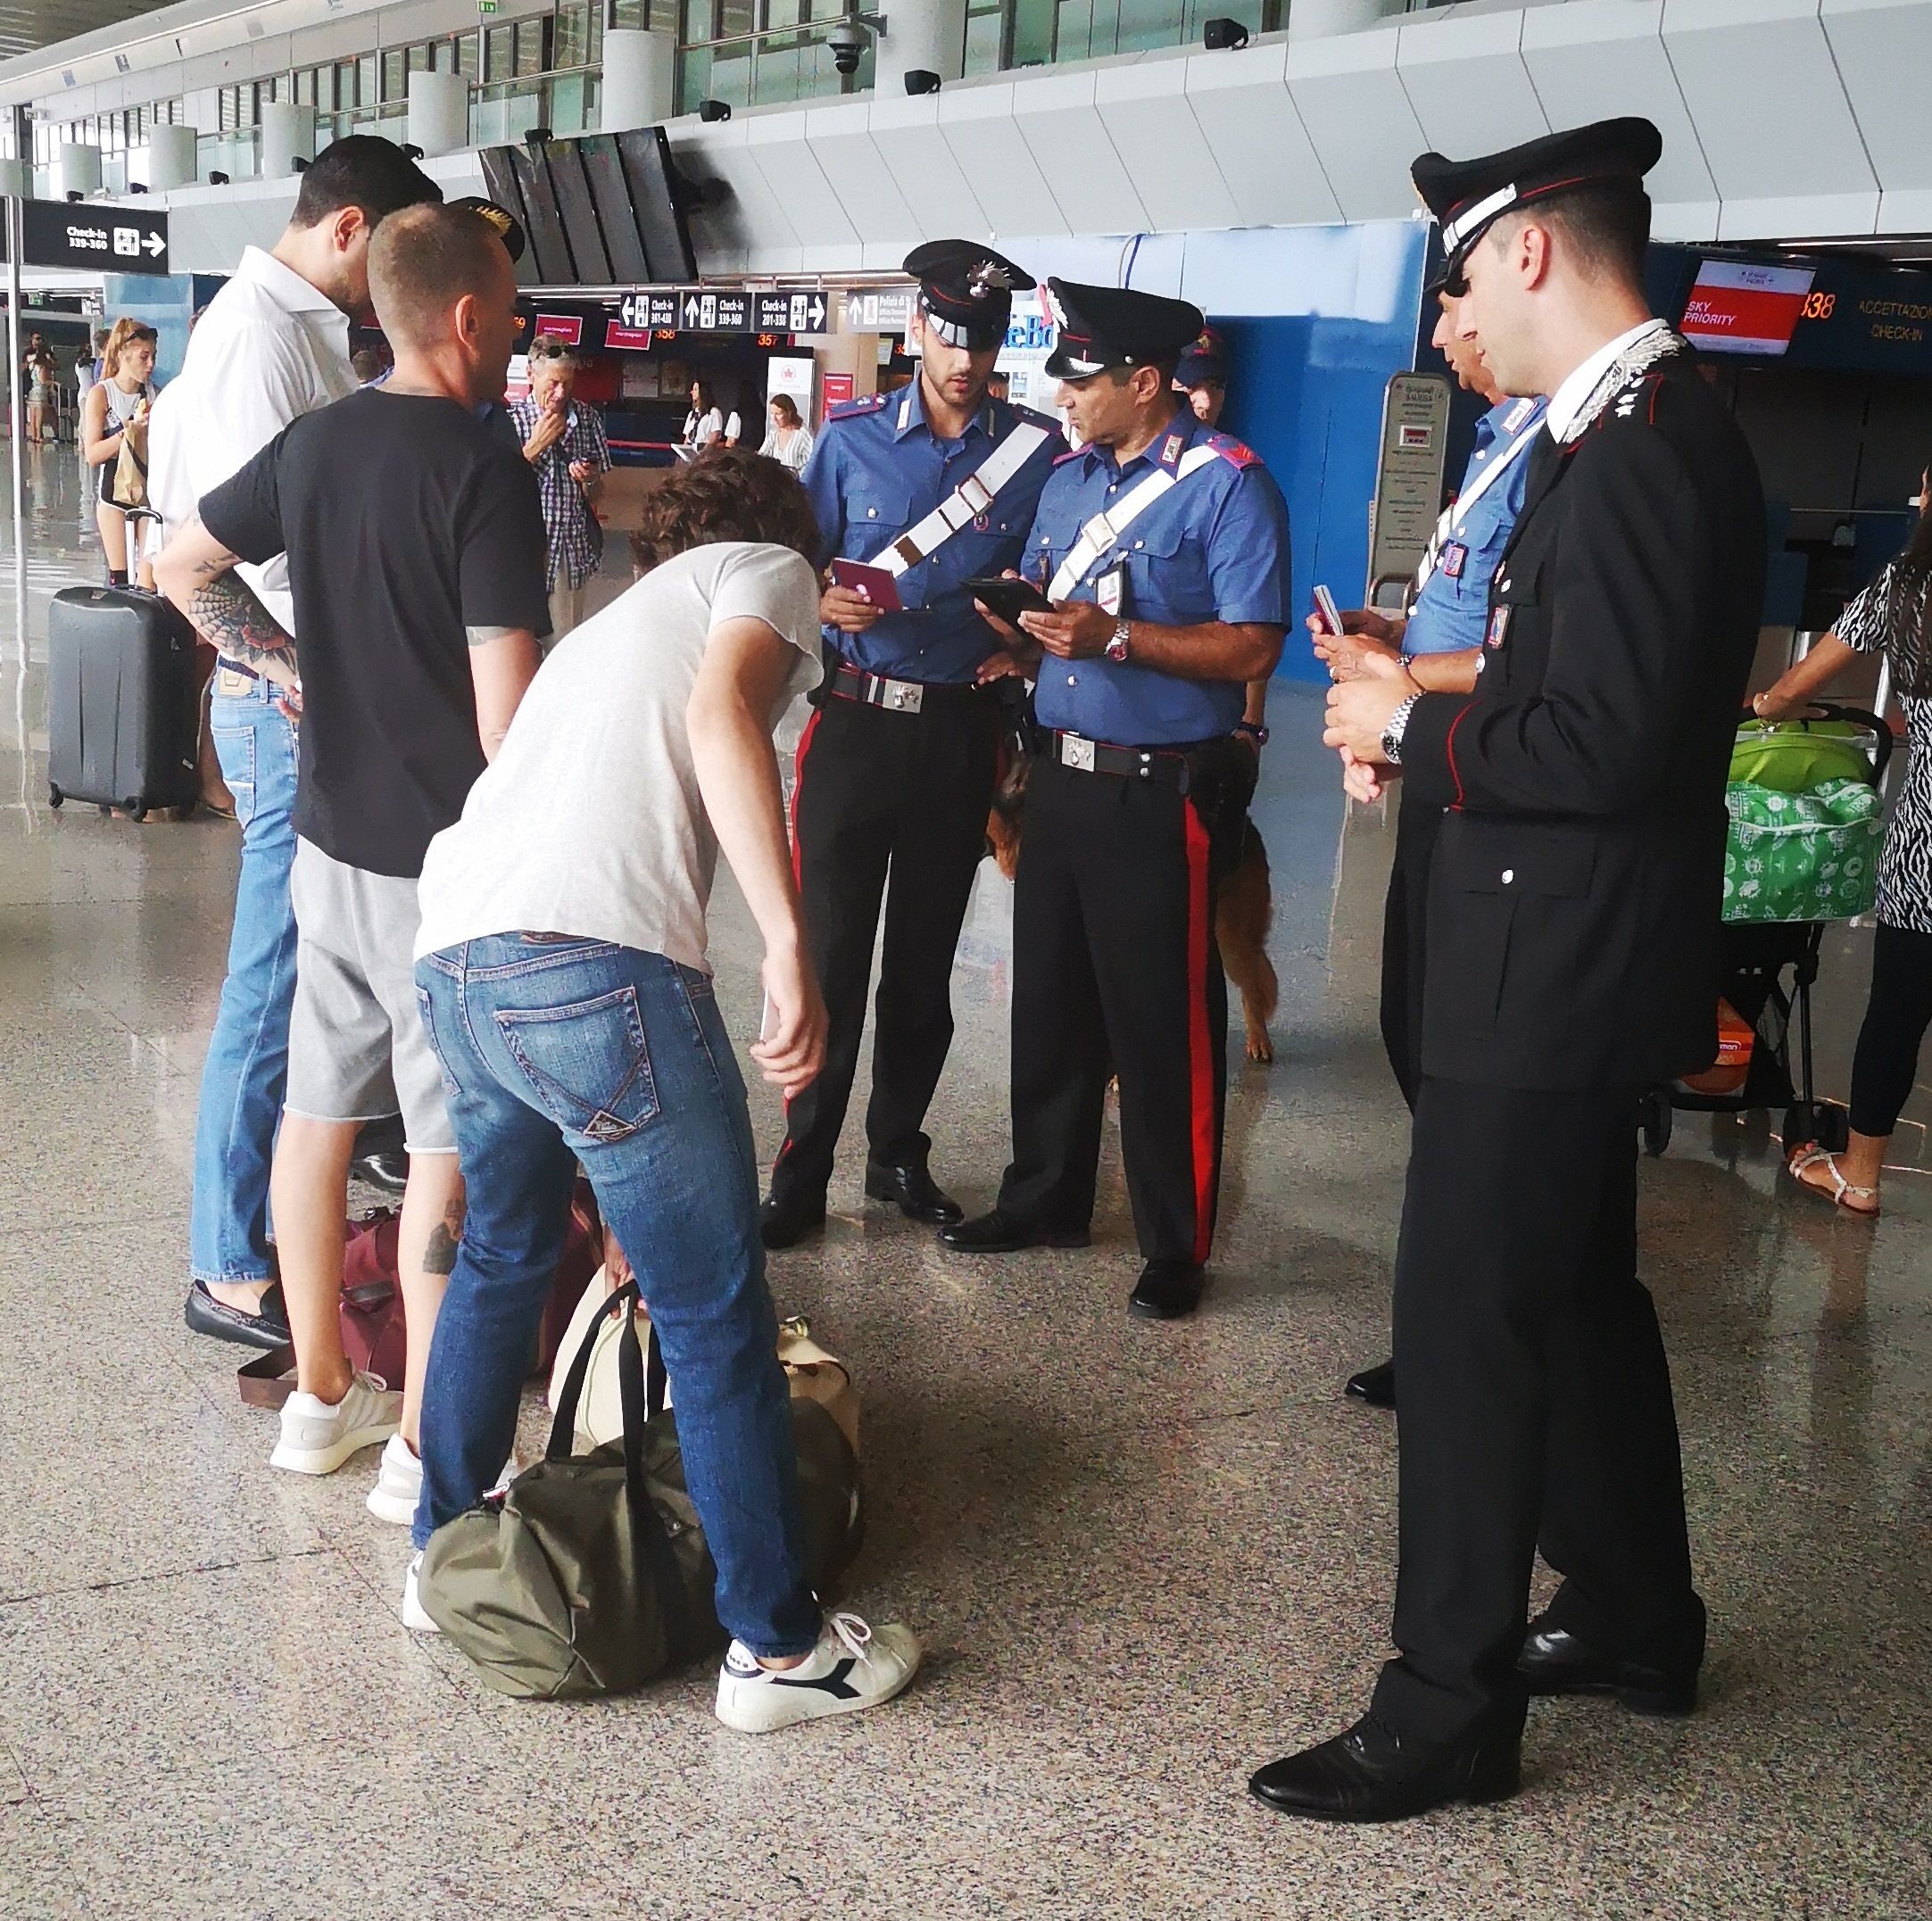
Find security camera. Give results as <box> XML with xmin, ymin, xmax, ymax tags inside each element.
<box><xmin>828</xmin><ymin>19</ymin><xmax>868</xmax><ymax>76</ymax></box>
<box><xmin>904</xmin><ymin>69</ymin><xmax>941</xmax><ymax>95</ymax></box>
<box><xmin>1202</xmin><ymin>16</ymin><xmax>1248</xmax><ymax>50</ymax></box>
<box><xmin>209</xmin><ymin>171</ymin><xmax>230</xmax><ymax>185</ymax></box>
<box><xmin>698</xmin><ymin>99</ymin><xmax>732</xmax><ymax>123</ymax></box>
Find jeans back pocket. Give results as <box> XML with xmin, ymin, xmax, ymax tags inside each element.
<box><xmin>495</xmin><ymin>985</ymin><xmax>660</xmax><ymax>1147</ymax></box>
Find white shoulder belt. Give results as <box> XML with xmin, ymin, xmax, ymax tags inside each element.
<box><xmin>866</xmin><ymin>421</ymin><xmax>1052</xmax><ymax>577</ymax></box>
<box><xmin>1047</xmin><ymin>445</ymin><xmax>1222</xmax><ymax>602</ymax></box>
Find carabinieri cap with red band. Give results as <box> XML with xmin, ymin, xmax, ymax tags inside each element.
<box><xmin>1040</xmin><ymin>279</ymin><xmax>1206</xmax><ymax>381</ymax></box>
<box><xmin>902</xmin><ymin>240</ymin><xmax>1037</xmax><ymax>351</ymax></box>
<box><xmin>1413</xmin><ymin>116</ymin><xmax>1663</xmax><ymax>298</ymax></box>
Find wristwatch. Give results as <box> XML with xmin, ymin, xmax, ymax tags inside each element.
<box><xmin>1105</xmin><ymin>618</ymin><xmax>1132</xmax><ymax>663</ymax></box>
<box><xmin>1381</xmin><ymin>691</ymin><xmax>1423</xmax><ymax>767</ymax></box>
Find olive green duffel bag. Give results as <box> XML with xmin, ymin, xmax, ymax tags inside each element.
<box><xmin>419</xmin><ymin>1280</ymin><xmax>863</xmax><ymax>1700</ymax></box>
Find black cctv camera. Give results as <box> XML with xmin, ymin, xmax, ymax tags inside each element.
<box><xmin>209</xmin><ymin>170</ymin><xmax>230</xmax><ymax>185</ymax></box>
<box><xmin>64</xmin><ymin>189</ymin><xmax>84</xmax><ymax>203</ymax></box>
<box><xmin>1202</xmin><ymin>16</ymin><xmax>1249</xmax><ymax>50</ymax></box>
<box><xmin>129</xmin><ymin>181</ymin><xmax>149</xmax><ymax>194</ymax></box>
<box><xmin>291</xmin><ymin>155</ymin><xmax>309</xmax><ymax>172</ymax></box>
<box><xmin>828</xmin><ymin>17</ymin><xmax>869</xmax><ymax>76</ymax></box>
<box><xmin>698</xmin><ymin>99</ymin><xmax>732</xmax><ymax>122</ymax></box>
<box><xmin>400</xmin><ymin>143</ymin><xmax>425</xmax><ymax>160</ymax></box>
<box><xmin>523</xmin><ymin>127</ymin><xmax>553</xmax><ymax>145</ymax></box>
<box><xmin>904</xmin><ymin>69</ymin><xmax>941</xmax><ymax>95</ymax></box>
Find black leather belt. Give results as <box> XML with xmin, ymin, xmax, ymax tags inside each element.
<box><xmin>1046</xmin><ymin>729</ymin><xmax>1197</xmax><ymax>789</ymax></box>
<box><xmin>827</xmin><ymin>659</ymin><xmax>983</xmax><ymax>715</ymax></box>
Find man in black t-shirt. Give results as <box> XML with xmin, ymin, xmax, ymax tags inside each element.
<box><xmin>157</xmin><ymin>203</ymin><xmax>547</xmax><ymax>1511</ymax></box>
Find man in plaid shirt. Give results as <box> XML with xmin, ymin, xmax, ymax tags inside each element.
<box><xmin>510</xmin><ymin>336</ymin><xmax>611</xmax><ymax>648</ymax></box>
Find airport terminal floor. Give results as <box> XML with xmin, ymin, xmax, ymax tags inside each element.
<box><xmin>2</xmin><ymin>443</ymin><xmax>1928</xmax><ymax>1918</ymax></box>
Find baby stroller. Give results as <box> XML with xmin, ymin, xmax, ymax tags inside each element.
<box><xmin>1642</xmin><ymin>701</ymin><xmax>1894</xmax><ymax>1155</ymax></box>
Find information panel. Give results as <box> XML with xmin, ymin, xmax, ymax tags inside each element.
<box><xmin>1366</xmin><ymin>371</ymin><xmax>1451</xmax><ymax>604</ymax></box>
<box><xmin>1681</xmin><ymin>260</ymin><xmax>1814</xmax><ymax>357</ymax></box>
<box><xmin>5</xmin><ymin>199</ymin><xmax>170</xmax><ymax>275</ymax></box>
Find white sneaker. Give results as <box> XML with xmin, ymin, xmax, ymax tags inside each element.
<box><xmin>269</xmin><ymin>1370</ymin><xmax>402</xmax><ymax>1477</ymax></box>
<box><xmin>714</xmin><ymin>1610</ymin><xmax>921</xmax><ymax>1735</ymax></box>
<box><xmin>402</xmin><ymin>1553</ymin><xmax>439</xmax><ymax>1634</ymax></box>
<box><xmin>366</xmin><ymin>1434</ymin><xmax>421</xmax><ymax>1525</ymax></box>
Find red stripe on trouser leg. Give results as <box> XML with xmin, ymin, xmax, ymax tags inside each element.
<box><xmin>1183</xmin><ymin>799</ymin><xmax>1215</xmax><ymax>1266</ymax></box>
<box><xmin>777</xmin><ymin>706</ymin><xmax>824</xmax><ymax>1125</ymax></box>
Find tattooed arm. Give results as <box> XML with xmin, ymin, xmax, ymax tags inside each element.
<box><xmin>153</xmin><ymin>515</ymin><xmax>301</xmax><ymax>692</ymax></box>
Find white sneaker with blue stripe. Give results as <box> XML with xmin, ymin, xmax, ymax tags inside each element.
<box><xmin>714</xmin><ymin>1610</ymin><xmax>921</xmax><ymax>1734</ymax></box>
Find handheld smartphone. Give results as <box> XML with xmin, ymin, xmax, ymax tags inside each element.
<box><xmin>756</xmin><ymin>991</ymin><xmax>777</xmax><ymax>1047</ymax></box>
<box><xmin>828</xmin><ymin>558</ymin><xmax>905</xmax><ymax>614</ymax></box>
<box><xmin>1312</xmin><ymin>584</ymin><xmax>1344</xmax><ymax>638</ymax></box>
<box><xmin>966</xmin><ymin>575</ymin><xmax>1056</xmax><ymax>625</ymax></box>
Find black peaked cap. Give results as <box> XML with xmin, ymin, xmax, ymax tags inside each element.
<box><xmin>1041</xmin><ymin>278</ymin><xmax>1206</xmax><ymax>381</ymax></box>
<box><xmin>903</xmin><ymin>240</ymin><xmax>1035</xmax><ymax>348</ymax></box>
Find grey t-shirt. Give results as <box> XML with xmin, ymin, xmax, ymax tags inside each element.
<box><xmin>415</xmin><ymin>542</ymin><xmax>824</xmax><ymax>969</ymax></box>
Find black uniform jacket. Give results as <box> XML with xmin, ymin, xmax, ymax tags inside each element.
<box><xmin>1399</xmin><ymin>352</ymin><xmax>1765</xmax><ymax>1092</ymax></box>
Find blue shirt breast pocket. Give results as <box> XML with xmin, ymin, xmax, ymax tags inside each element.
<box><xmin>1126</xmin><ymin>518</ymin><xmax>1212</xmax><ymax>625</ymax></box>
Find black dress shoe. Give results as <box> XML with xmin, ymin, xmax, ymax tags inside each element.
<box><xmin>1128</xmin><ymin>1259</ymin><xmax>1205</xmax><ymax>1321</ymax></box>
<box><xmin>1248</xmin><ymin>1714</ymin><xmax>1521</xmax><ymax>1824</ymax></box>
<box><xmin>185</xmin><ymin>1279</ymin><xmax>293</xmax><ymax>1351</ymax></box>
<box><xmin>863</xmin><ymin>1157</ymin><xmax>964</xmax><ymax>1225</ymax></box>
<box><xmin>759</xmin><ymin>1189</ymin><xmax>827</xmax><ymax>1251</ymax></box>
<box><xmin>351</xmin><ymin>1149</ymin><xmax>409</xmax><ymax>1197</ymax></box>
<box><xmin>936</xmin><ymin>1209</ymin><xmax>1090</xmax><ymax>1254</ymax></box>
<box><xmin>1345</xmin><ymin>1358</ymin><xmax>1396</xmax><ymax>1408</ymax></box>
<box><xmin>1517</xmin><ymin>1619</ymin><xmax>1698</xmax><ymax>1716</ymax></box>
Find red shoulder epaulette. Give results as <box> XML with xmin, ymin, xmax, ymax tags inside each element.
<box><xmin>1591</xmin><ymin>369</ymin><xmax>1670</xmax><ymax>432</ymax></box>
<box><xmin>1051</xmin><ymin>445</ymin><xmax>1085</xmax><ymax>466</ymax></box>
<box><xmin>826</xmin><ymin>393</ymin><xmax>888</xmax><ymax>422</ymax></box>
<box><xmin>1206</xmin><ymin>432</ymin><xmax>1260</xmax><ymax>468</ymax></box>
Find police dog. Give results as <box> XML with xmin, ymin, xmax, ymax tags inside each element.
<box><xmin>985</xmin><ymin>756</ymin><xmax>1280</xmax><ymax>1062</ymax></box>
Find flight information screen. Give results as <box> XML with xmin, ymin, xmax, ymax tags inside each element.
<box><xmin>1680</xmin><ymin>260</ymin><xmax>1816</xmax><ymax>356</ymax></box>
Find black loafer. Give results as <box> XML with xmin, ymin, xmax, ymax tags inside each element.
<box><xmin>937</xmin><ymin>1208</ymin><xmax>1090</xmax><ymax>1254</ymax></box>
<box><xmin>1128</xmin><ymin>1259</ymin><xmax>1205</xmax><ymax>1321</ymax></box>
<box><xmin>1248</xmin><ymin>1714</ymin><xmax>1521</xmax><ymax>1824</ymax></box>
<box><xmin>863</xmin><ymin>1157</ymin><xmax>964</xmax><ymax>1225</ymax></box>
<box><xmin>1345</xmin><ymin>1358</ymin><xmax>1397</xmax><ymax>1408</ymax></box>
<box><xmin>185</xmin><ymin>1279</ymin><xmax>293</xmax><ymax>1351</ymax></box>
<box><xmin>1517</xmin><ymin>1619</ymin><xmax>1699</xmax><ymax>1717</ymax></box>
<box><xmin>759</xmin><ymin>1189</ymin><xmax>827</xmax><ymax>1251</ymax></box>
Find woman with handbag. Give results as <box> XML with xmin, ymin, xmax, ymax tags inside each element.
<box><xmin>407</xmin><ymin>447</ymin><xmax>921</xmax><ymax>1728</ymax></box>
<box><xmin>80</xmin><ymin>318</ymin><xmax>159</xmax><ymax>584</ymax></box>
<box><xmin>1754</xmin><ymin>464</ymin><xmax>1932</xmax><ymax>1217</ymax></box>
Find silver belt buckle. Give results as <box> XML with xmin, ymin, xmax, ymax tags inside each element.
<box><xmin>883</xmin><ymin>678</ymin><xmax>924</xmax><ymax>715</ymax></box>
<box><xmin>1061</xmin><ymin>733</ymin><xmax>1097</xmax><ymax>773</ymax></box>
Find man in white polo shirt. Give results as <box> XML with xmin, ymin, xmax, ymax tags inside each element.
<box><xmin>149</xmin><ymin>137</ymin><xmax>441</xmax><ymax>1355</ymax></box>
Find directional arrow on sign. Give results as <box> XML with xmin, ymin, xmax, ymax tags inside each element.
<box><xmin>808</xmin><ymin>294</ymin><xmax>825</xmax><ymax>331</ymax></box>
<box><xmin>683</xmin><ymin>294</ymin><xmax>701</xmax><ymax>327</ymax></box>
<box><xmin>142</xmin><ymin>231</ymin><xmax>165</xmax><ymax>256</ymax></box>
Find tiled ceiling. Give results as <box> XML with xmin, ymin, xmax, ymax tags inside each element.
<box><xmin>0</xmin><ymin>2</ymin><xmax>177</xmax><ymax>66</ymax></box>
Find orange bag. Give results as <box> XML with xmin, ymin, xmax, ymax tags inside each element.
<box><xmin>1679</xmin><ymin>998</ymin><xmax>1754</xmax><ymax>1097</ymax></box>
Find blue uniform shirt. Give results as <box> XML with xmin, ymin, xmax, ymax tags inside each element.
<box><xmin>802</xmin><ymin>381</ymin><xmax>1066</xmax><ymax>685</ymax></box>
<box><xmin>1027</xmin><ymin>408</ymin><xmax>1290</xmax><ymax>746</ymax></box>
<box><xmin>1405</xmin><ymin>393</ymin><xmax>1546</xmax><ymax>655</ymax></box>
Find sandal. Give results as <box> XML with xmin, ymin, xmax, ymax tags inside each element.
<box><xmin>1787</xmin><ymin>1147</ymin><xmax>1880</xmax><ymax>1218</ymax></box>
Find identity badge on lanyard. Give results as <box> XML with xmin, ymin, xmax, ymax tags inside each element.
<box><xmin>1439</xmin><ymin>540</ymin><xmax>1469</xmax><ymax>581</ymax></box>
<box><xmin>1096</xmin><ymin>563</ymin><xmax>1126</xmax><ymax>618</ymax></box>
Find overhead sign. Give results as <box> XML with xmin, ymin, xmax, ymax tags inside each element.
<box><xmin>618</xmin><ymin>291</ymin><xmax>683</xmax><ymax>331</ymax></box>
<box><xmin>679</xmin><ymin>287</ymin><xmax>751</xmax><ymax>332</ymax></box>
<box><xmin>5</xmin><ymin>199</ymin><xmax>170</xmax><ymax>276</ymax></box>
<box><xmin>844</xmin><ymin>287</ymin><xmax>916</xmax><ymax>334</ymax></box>
<box><xmin>533</xmin><ymin>313</ymin><xmax>582</xmax><ymax>345</ymax></box>
<box><xmin>754</xmin><ymin>289</ymin><xmax>828</xmax><ymax>335</ymax></box>
<box><xmin>1681</xmin><ymin>260</ymin><xmax>1814</xmax><ymax>358</ymax></box>
<box><xmin>604</xmin><ymin>321</ymin><xmax>654</xmax><ymax>351</ymax></box>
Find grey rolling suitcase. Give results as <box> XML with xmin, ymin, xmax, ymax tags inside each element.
<box><xmin>46</xmin><ymin>564</ymin><xmax>202</xmax><ymax>822</ymax></box>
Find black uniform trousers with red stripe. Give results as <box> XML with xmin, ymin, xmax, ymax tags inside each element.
<box><xmin>772</xmin><ymin>685</ymin><xmax>1002</xmax><ymax>1200</ymax></box>
<box><xmin>996</xmin><ymin>751</ymin><xmax>1226</xmax><ymax>1264</ymax></box>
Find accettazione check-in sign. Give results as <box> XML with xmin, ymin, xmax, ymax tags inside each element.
<box><xmin>2</xmin><ymin>200</ymin><xmax>170</xmax><ymax>276</ymax></box>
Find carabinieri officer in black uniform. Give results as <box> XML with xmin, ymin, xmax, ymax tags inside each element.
<box><xmin>941</xmin><ymin>281</ymin><xmax>1290</xmax><ymax>1321</ymax></box>
<box><xmin>761</xmin><ymin>242</ymin><xmax>1065</xmax><ymax>1250</ymax></box>
<box><xmin>1252</xmin><ymin>119</ymin><xmax>1765</xmax><ymax>1823</ymax></box>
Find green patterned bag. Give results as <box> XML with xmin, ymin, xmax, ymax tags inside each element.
<box><xmin>1722</xmin><ymin>778</ymin><xmax>1883</xmax><ymax>925</ymax></box>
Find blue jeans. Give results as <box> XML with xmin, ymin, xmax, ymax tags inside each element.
<box><xmin>189</xmin><ymin>680</ymin><xmax>299</xmax><ymax>1287</ymax></box>
<box><xmin>412</xmin><ymin>936</ymin><xmax>820</xmax><ymax>1660</ymax></box>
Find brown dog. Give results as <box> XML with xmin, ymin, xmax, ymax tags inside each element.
<box><xmin>985</xmin><ymin>757</ymin><xmax>1279</xmax><ymax>1062</ymax></box>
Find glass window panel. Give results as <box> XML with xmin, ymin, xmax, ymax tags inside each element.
<box><xmin>408</xmin><ymin>44</ymin><xmax>432</xmax><ymax>74</ymax></box>
<box><xmin>456</xmin><ymin>31</ymin><xmax>480</xmax><ymax>77</ymax></box>
<box><xmin>1008</xmin><ymin>0</ymin><xmax>1052</xmax><ymax>64</ymax></box>
<box><xmin>513</xmin><ymin>19</ymin><xmax>546</xmax><ymax>77</ymax></box>
<box><xmin>1054</xmin><ymin>0</ymin><xmax>1093</xmax><ymax>60</ymax></box>
<box><xmin>683</xmin><ymin>0</ymin><xmax>713</xmax><ymax>38</ymax></box>
<box><xmin>612</xmin><ymin>0</ymin><xmax>644</xmax><ymax>26</ymax></box>
<box><xmin>719</xmin><ymin>0</ymin><xmax>755</xmax><ymax>39</ymax></box>
<box><xmin>485</xmin><ymin>26</ymin><xmax>513</xmax><ymax>81</ymax></box>
<box><xmin>1116</xmin><ymin>0</ymin><xmax>1182</xmax><ymax>52</ymax></box>
<box><xmin>963</xmin><ymin>5</ymin><xmax>1002</xmax><ymax>73</ymax></box>
<box><xmin>753</xmin><ymin>34</ymin><xmax>802</xmax><ymax>104</ymax></box>
<box><xmin>767</xmin><ymin>0</ymin><xmax>801</xmax><ymax>29</ymax></box>
<box><xmin>555</xmin><ymin>4</ymin><xmax>591</xmax><ymax>68</ymax></box>
<box><xmin>651</xmin><ymin>0</ymin><xmax>678</xmax><ymax>30</ymax></box>
<box><xmin>676</xmin><ymin>45</ymin><xmax>711</xmax><ymax>112</ymax></box>
<box><xmin>358</xmin><ymin>54</ymin><xmax>378</xmax><ymax>107</ymax></box>
<box><xmin>550</xmin><ymin>73</ymin><xmax>588</xmax><ymax>135</ymax></box>
<box><xmin>383</xmin><ymin>50</ymin><xmax>406</xmax><ymax>101</ymax></box>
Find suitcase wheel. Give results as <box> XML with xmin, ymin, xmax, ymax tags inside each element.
<box><xmin>97</xmin><ymin>804</ymin><xmax>113</xmax><ymax>819</ymax></box>
<box><xmin>125</xmin><ymin>801</ymin><xmax>148</xmax><ymax>823</ymax></box>
<box><xmin>1639</xmin><ymin>1088</ymin><xmax>1673</xmax><ymax>1158</ymax></box>
<box><xmin>46</xmin><ymin>784</ymin><xmax>62</xmax><ymax>809</ymax></box>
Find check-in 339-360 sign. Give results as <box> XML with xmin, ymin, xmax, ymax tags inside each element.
<box><xmin>4</xmin><ymin>199</ymin><xmax>170</xmax><ymax>276</ymax></box>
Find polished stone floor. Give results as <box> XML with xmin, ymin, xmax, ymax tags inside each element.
<box><xmin>1</xmin><ymin>445</ymin><xmax>1928</xmax><ymax>1917</ymax></box>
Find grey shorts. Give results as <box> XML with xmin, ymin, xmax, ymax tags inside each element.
<box><xmin>286</xmin><ymin>838</ymin><xmax>454</xmax><ymax>1155</ymax></box>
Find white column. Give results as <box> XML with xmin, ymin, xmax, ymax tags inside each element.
<box><xmin>601</xmin><ymin>27</ymin><xmax>676</xmax><ymax>131</ymax></box>
<box><xmin>1287</xmin><ymin>0</ymin><xmax>1400</xmax><ymax>39</ymax></box>
<box><xmin>408</xmin><ymin>70</ymin><xmax>472</xmax><ymax>158</ymax></box>
<box><xmin>872</xmin><ymin>0</ymin><xmax>967</xmax><ymax>92</ymax></box>
<box><xmin>58</xmin><ymin>143</ymin><xmax>103</xmax><ymax>197</ymax></box>
<box><xmin>145</xmin><ymin>123</ymin><xmax>199</xmax><ymax>191</ymax></box>
<box><xmin>260</xmin><ymin>102</ymin><xmax>315</xmax><ymax>179</ymax></box>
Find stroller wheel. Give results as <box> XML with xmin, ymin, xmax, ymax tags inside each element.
<box><xmin>1640</xmin><ymin>1089</ymin><xmax>1673</xmax><ymax>1158</ymax></box>
<box><xmin>1814</xmin><ymin>1102</ymin><xmax>1851</xmax><ymax>1155</ymax></box>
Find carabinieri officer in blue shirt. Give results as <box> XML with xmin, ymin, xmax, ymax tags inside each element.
<box><xmin>1314</xmin><ymin>279</ymin><xmax>1546</xmax><ymax>1412</ymax></box>
<box><xmin>940</xmin><ymin>279</ymin><xmax>1290</xmax><ymax>1321</ymax></box>
<box><xmin>761</xmin><ymin>241</ymin><xmax>1066</xmax><ymax>1250</ymax></box>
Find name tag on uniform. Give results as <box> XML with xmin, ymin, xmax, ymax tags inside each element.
<box><xmin>1487</xmin><ymin>608</ymin><xmax>1510</xmax><ymax>649</ymax></box>
<box><xmin>1439</xmin><ymin>539</ymin><xmax>1469</xmax><ymax>581</ymax></box>
<box><xmin>1097</xmin><ymin>564</ymin><xmax>1126</xmax><ymax>618</ymax></box>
